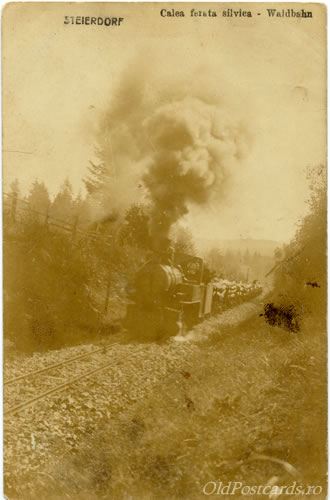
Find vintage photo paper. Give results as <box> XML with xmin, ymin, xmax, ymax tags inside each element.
<box><xmin>2</xmin><ymin>2</ymin><xmax>327</xmax><ymax>499</ymax></box>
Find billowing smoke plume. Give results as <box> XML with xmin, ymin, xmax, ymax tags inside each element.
<box><xmin>143</xmin><ymin>97</ymin><xmax>248</xmax><ymax>250</ymax></box>
<box><xmin>91</xmin><ymin>57</ymin><xmax>250</xmax><ymax>247</ymax></box>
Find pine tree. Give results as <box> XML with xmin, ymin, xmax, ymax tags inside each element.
<box><xmin>51</xmin><ymin>178</ymin><xmax>74</xmax><ymax>221</ymax></box>
<box><xmin>83</xmin><ymin>137</ymin><xmax>116</xmax><ymax>196</ymax></box>
<box><xmin>84</xmin><ymin>160</ymin><xmax>111</xmax><ymax>195</ymax></box>
<box><xmin>119</xmin><ymin>204</ymin><xmax>150</xmax><ymax>249</ymax></box>
<box><xmin>28</xmin><ymin>180</ymin><xmax>50</xmax><ymax>214</ymax></box>
<box><xmin>73</xmin><ymin>191</ymin><xmax>91</xmax><ymax>225</ymax></box>
<box><xmin>4</xmin><ymin>179</ymin><xmax>20</xmax><ymax>222</ymax></box>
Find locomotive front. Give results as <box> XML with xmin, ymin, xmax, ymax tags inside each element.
<box><xmin>125</xmin><ymin>251</ymin><xmax>184</xmax><ymax>340</ymax></box>
<box><xmin>124</xmin><ymin>249</ymin><xmax>215</xmax><ymax>340</ymax></box>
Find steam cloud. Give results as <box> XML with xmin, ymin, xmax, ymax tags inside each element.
<box><xmin>143</xmin><ymin>97</ymin><xmax>248</xmax><ymax>250</ymax></box>
<box><xmin>93</xmin><ymin>60</ymin><xmax>250</xmax><ymax>248</ymax></box>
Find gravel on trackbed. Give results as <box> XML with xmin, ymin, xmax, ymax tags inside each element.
<box><xmin>4</xmin><ymin>340</ymin><xmax>199</xmax><ymax>491</ymax></box>
<box><xmin>4</xmin><ymin>296</ymin><xmax>265</xmax><ymax>494</ymax></box>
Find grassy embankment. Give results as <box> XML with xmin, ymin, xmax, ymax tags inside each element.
<box><xmin>33</xmin><ymin>306</ymin><xmax>326</xmax><ymax>500</ymax></box>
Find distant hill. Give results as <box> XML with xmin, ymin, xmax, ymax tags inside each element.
<box><xmin>195</xmin><ymin>238</ymin><xmax>283</xmax><ymax>257</ymax></box>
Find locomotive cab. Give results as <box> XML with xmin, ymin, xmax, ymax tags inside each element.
<box><xmin>173</xmin><ymin>253</ymin><xmax>214</xmax><ymax>324</ymax></box>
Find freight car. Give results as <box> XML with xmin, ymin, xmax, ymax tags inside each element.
<box><xmin>124</xmin><ymin>250</ymin><xmax>262</xmax><ymax>340</ymax></box>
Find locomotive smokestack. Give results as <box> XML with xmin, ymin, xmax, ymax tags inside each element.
<box><xmin>151</xmin><ymin>235</ymin><xmax>171</xmax><ymax>254</ymax></box>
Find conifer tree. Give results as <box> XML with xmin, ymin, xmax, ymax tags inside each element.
<box><xmin>51</xmin><ymin>178</ymin><xmax>74</xmax><ymax>221</ymax></box>
<box><xmin>28</xmin><ymin>180</ymin><xmax>50</xmax><ymax>214</ymax></box>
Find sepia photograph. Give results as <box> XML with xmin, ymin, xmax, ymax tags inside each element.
<box><xmin>2</xmin><ymin>2</ymin><xmax>327</xmax><ymax>499</ymax></box>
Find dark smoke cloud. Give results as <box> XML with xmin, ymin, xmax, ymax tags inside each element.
<box><xmin>142</xmin><ymin>97</ymin><xmax>249</xmax><ymax>249</ymax></box>
<box><xmin>92</xmin><ymin>57</ymin><xmax>250</xmax><ymax>244</ymax></box>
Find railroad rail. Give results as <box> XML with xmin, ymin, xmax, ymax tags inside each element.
<box><xmin>5</xmin><ymin>359</ymin><xmax>120</xmax><ymax>416</ymax></box>
<box><xmin>4</xmin><ymin>342</ymin><xmax>130</xmax><ymax>417</ymax></box>
<box><xmin>4</xmin><ymin>342</ymin><xmax>118</xmax><ymax>386</ymax></box>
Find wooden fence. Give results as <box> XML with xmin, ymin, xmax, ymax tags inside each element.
<box><xmin>3</xmin><ymin>191</ymin><xmax>116</xmax><ymax>315</ymax></box>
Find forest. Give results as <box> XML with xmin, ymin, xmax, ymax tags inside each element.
<box><xmin>3</xmin><ymin>162</ymin><xmax>326</xmax><ymax>351</ymax></box>
<box><xmin>3</xmin><ymin>163</ymin><xmax>326</xmax><ymax>499</ymax></box>
<box><xmin>4</xmin><ymin>174</ymin><xmax>149</xmax><ymax>350</ymax></box>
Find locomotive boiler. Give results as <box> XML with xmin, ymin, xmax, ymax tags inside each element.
<box><xmin>125</xmin><ymin>250</ymin><xmax>214</xmax><ymax>340</ymax></box>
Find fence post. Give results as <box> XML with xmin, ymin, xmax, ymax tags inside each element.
<box><xmin>44</xmin><ymin>208</ymin><xmax>49</xmax><ymax>228</ymax></box>
<box><xmin>71</xmin><ymin>215</ymin><xmax>79</xmax><ymax>243</ymax></box>
<box><xmin>11</xmin><ymin>193</ymin><xmax>17</xmax><ymax>223</ymax></box>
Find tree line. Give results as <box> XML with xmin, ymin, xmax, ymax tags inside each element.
<box><xmin>4</xmin><ymin>162</ymin><xmax>325</xmax><ymax>350</ymax></box>
<box><xmin>206</xmin><ymin>246</ymin><xmax>273</xmax><ymax>283</ymax></box>
<box><xmin>3</xmin><ymin>176</ymin><xmax>193</xmax><ymax>351</ymax></box>
<box><xmin>270</xmin><ymin>165</ymin><xmax>326</xmax><ymax>331</ymax></box>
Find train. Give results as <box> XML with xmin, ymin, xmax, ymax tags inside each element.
<box><xmin>124</xmin><ymin>249</ymin><xmax>262</xmax><ymax>340</ymax></box>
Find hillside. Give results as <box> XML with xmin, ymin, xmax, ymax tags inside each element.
<box><xmin>195</xmin><ymin>238</ymin><xmax>283</xmax><ymax>257</ymax></box>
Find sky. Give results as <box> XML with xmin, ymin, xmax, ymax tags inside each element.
<box><xmin>2</xmin><ymin>2</ymin><xmax>327</xmax><ymax>243</ymax></box>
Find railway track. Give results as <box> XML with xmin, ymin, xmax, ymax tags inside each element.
<box><xmin>4</xmin><ymin>342</ymin><xmax>119</xmax><ymax>386</ymax></box>
<box><xmin>4</xmin><ymin>295</ymin><xmax>267</xmax><ymax>418</ymax></box>
<box><xmin>4</xmin><ymin>342</ymin><xmax>135</xmax><ymax>417</ymax></box>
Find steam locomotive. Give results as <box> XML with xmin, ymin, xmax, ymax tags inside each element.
<box><xmin>124</xmin><ymin>249</ymin><xmax>262</xmax><ymax>340</ymax></box>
